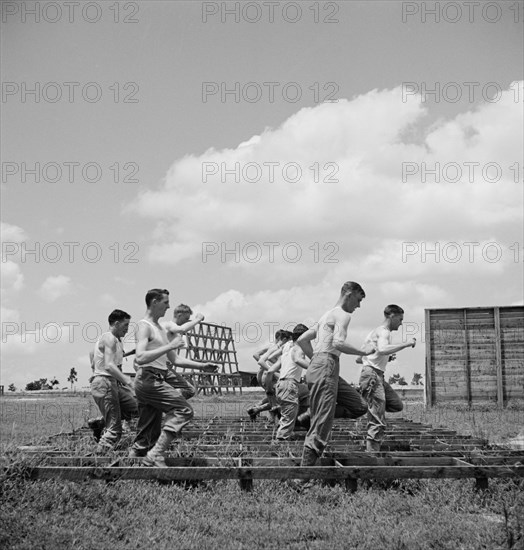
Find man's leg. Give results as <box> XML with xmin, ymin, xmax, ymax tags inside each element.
<box><xmin>131</xmin><ymin>403</ymin><xmax>162</xmax><ymax>456</ymax></box>
<box><xmin>384</xmin><ymin>381</ymin><xmax>404</xmax><ymax>413</ymax></box>
<box><xmin>118</xmin><ymin>383</ymin><xmax>139</xmax><ymax>421</ymax></box>
<box><xmin>295</xmin><ymin>382</ymin><xmax>310</xmax><ymax>430</ymax></box>
<box><xmin>130</xmin><ymin>369</ymin><xmax>163</xmax><ymax>456</ymax></box>
<box><xmin>136</xmin><ymin>370</ymin><xmax>194</xmax><ymax>467</ymax></box>
<box><xmin>166</xmin><ymin>370</ymin><xmax>196</xmax><ymax>400</ymax></box>
<box><xmin>303</xmin><ymin>354</ymin><xmax>339</xmax><ymax>460</ymax></box>
<box><xmin>275</xmin><ymin>380</ymin><xmax>299</xmax><ymax>440</ymax></box>
<box><xmin>91</xmin><ymin>377</ymin><xmax>122</xmax><ymax>451</ymax></box>
<box><xmin>359</xmin><ymin>366</ymin><xmax>386</xmax><ymax>452</ymax></box>
<box><xmin>336</xmin><ymin>376</ymin><xmax>368</xmax><ymax>419</ymax></box>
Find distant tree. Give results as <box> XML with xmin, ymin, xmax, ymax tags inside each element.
<box><xmin>25</xmin><ymin>378</ymin><xmax>52</xmax><ymax>391</ymax></box>
<box><xmin>388</xmin><ymin>373</ymin><xmax>407</xmax><ymax>386</ymax></box>
<box><xmin>411</xmin><ymin>373</ymin><xmax>424</xmax><ymax>385</ymax></box>
<box><xmin>67</xmin><ymin>368</ymin><xmax>78</xmax><ymax>390</ymax></box>
<box><xmin>49</xmin><ymin>377</ymin><xmax>60</xmax><ymax>389</ymax></box>
<box><xmin>8</xmin><ymin>383</ymin><xmax>16</xmax><ymax>392</ymax></box>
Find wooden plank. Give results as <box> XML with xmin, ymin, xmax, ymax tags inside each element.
<box><xmin>28</xmin><ymin>464</ymin><xmax>524</xmax><ymax>482</ymax></box>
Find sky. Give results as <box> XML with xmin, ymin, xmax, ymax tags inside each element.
<box><xmin>1</xmin><ymin>0</ymin><xmax>523</xmax><ymax>390</ymax></box>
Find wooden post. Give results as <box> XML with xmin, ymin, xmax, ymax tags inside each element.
<box><xmin>463</xmin><ymin>310</ymin><xmax>471</xmax><ymax>406</ymax></box>
<box><xmin>494</xmin><ymin>307</ymin><xmax>503</xmax><ymax>408</ymax></box>
<box><xmin>424</xmin><ymin>310</ymin><xmax>433</xmax><ymax>407</ymax></box>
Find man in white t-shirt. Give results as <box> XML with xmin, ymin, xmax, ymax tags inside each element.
<box><xmin>268</xmin><ymin>324</ymin><xmax>310</xmax><ymax>440</ymax></box>
<box><xmin>359</xmin><ymin>304</ymin><xmax>416</xmax><ymax>452</ymax></box>
<box><xmin>90</xmin><ymin>309</ymin><xmax>137</xmax><ymax>452</ymax></box>
<box><xmin>296</xmin><ymin>281</ymin><xmax>375</xmax><ymax>471</ymax></box>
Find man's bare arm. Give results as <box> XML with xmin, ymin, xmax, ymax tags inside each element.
<box><xmin>296</xmin><ymin>325</ymin><xmax>317</xmax><ymax>359</ymax></box>
<box><xmin>167</xmin><ymin>313</ymin><xmax>205</xmax><ymax>335</ymax></box>
<box><xmin>376</xmin><ymin>329</ymin><xmax>416</xmax><ymax>355</ymax></box>
<box><xmin>135</xmin><ymin>324</ymin><xmax>184</xmax><ymax>366</ymax></box>
<box><xmin>292</xmin><ymin>347</ymin><xmax>310</xmax><ymax>370</ymax></box>
<box><xmin>103</xmin><ymin>336</ymin><xmax>132</xmax><ymax>386</ymax></box>
<box><xmin>333</xmin><ymin>311</ymin><xmax>375</xmax><ymax>356</ymax></box>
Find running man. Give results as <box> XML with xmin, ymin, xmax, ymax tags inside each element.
<box><xmin>296</xmin><ymin>281</ymin><xmax>375</xmax><ymax>472</ymax></box>
<box><xmin>359</xmin><ymin>304</ymin><xmax>416</xmax><ymax>452</ymax></box>
<box><xmin>129</xmin><ymin>289</ymin><xmax>202</xmax><ymax>466</ymax></box>
<box><xmin>267</xmin><ymin>324</ymin><xmax>311</xmax><ymax>440</ymax></box>
<box><xmin>90</xmin><ymin>309</ymin><xmax>138</xmax><ymax>452</ymax></box>
<box><xmin>246</xmin><ymin>330</ymin><xmax>292</xmax><ymax>420</ymax></box>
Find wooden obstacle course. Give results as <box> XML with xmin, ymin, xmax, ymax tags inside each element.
<box><xmin>12</xmin><ymin>417</ymin><xmax>523</xmax><ymax>491</ymax></box>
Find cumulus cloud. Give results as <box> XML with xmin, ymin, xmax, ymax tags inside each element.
<box><xmin>38</xmin><ymin>275</ymin><xmax>73</xmax><ymax>302</ymax></box>
<box><xmin>127</xmin><ymin>82</ymin><xmax>523</xmax><ymax>270</ymax></box>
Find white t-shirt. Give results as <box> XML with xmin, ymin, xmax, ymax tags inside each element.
<box><xmin>280</xmin><ymin>342</ymin><xmax>305</xmax><ymax>382</ymax></box>
<box><xmin>313</xmin><ymin>306</ymin><xmax>346</xmax><ymax>357</ymax></box>
<box><xmin>92</xmin><ymin>332</ymin><xmax>123</xmax><ymax>377</ymax></box>
<box><xmin>362</xmin><ymin>327</ymin><xmax>390</xmax><ymax>372</ymax></box>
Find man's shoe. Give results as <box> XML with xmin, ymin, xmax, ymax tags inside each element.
<box><xmin>142</xmin><ymin>451</ymin><xmax>168</xmax><ymax>468</ymax></box>
<box><xmin>128</xmin><ymin>448</ymin><xmax>146</xmax><ymax>458</ymax></box>
<box><xmin>87</xmin><ymin>418</ymin><xmax>105</xmax><ymax>442</ymax></box>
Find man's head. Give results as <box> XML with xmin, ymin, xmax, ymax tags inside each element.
<box><xmin>384</xmin><ymin>304</ymin><xmax>404</xmax><ymax>331</ymax></box>
<box><xmin>340</xmin><ymin>281</ymin><xmax>365</xmax><ymax>313</ymax></box>
<box><xmin>108</xmin><ymin>309</ymin><xmax>131</xmax><ymax>338</ymax></box>
<box><xmin>276</xmin><ymin>329</ymin><xmax>292</xmax><ymax>345</ymax></box>
<box><xmin>292</xmin><ymin>324</ymin><xmax>309</xmax><ymax>341</ymax></box>
<box><xmin>173</xmin><ymin>304</ymin><xmax>192</xmax><ymax>325</ymax></box>
<box><xmin>145</xmin><ymin>288</ymin><xmax>170</xmax><ymax>317</ymax></box>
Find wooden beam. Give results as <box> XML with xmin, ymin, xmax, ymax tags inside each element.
<box><xmin>494</xmin><ymin>307</ymin><xmax>504</xmax><ymax>408</ymax></box>
<box><xmin>424</xmin><ymin>309</ymin><xmax>433</xmax><ymax>407</ymax></box>
<box><xmin>463</xmin><ymin>309</ymin><xmax>471</xmax><ymax>405</ymax></box>
<box><xmin>28</xmin><ymin>464</ymin><xmax>524</xmax><ymax>482</ymax></box>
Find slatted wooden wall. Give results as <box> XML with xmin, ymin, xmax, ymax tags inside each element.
<box><xmin>425</xmin><ymin>306</ymin><xmax>524</xmax><ymax>406</ymax></box>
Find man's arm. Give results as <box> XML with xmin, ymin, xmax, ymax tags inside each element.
<box><xmin>172</xmin><ymin>356</ymin><xmax>219</xmax><ymax>371</ymax></box>
<box><xmin>376</xmin><ymin>328</ymin><xmax>416</xmax><ymax>355</ymax></box>
<box><xmin>167</xmin><ymin>313</ymin><xmax>205</xmax><ymax>335</ymax></box>
<box><xmin>135</xmin><ymin>323</ymin><xmax>184</xmax><ymax>366</ymax></box>
<box><xmin>257</xmin><ymin>344</ymin><xmax>280</xmax><ymax>371</ymax></box>
<box><xmin>292</xmin><ymin>347</ymin><xmax>310</xmax><ymax>370</ymax></box>
<box><xmin>331</xmin><ymin>311</ymin><xmax>373</xmax><ymax>356</ymax></box>
<box><xmin>267</xmin><ymin>357</ymin><xmax>282</xmax><ymax>374</ymax></box>
<box><xmin>296</xmin><ymin>324</ymin><xmax>318</xmax><ymax>359</ymax></box>
<box><xmin>103</xmin><ymin>335</ymin><xmax>132</xmax><ymax>386</ymax></box>
<box><xmin>253</xmin><ymin>343</ymin><xmax>270</xmax><ymax>361</ymax></box>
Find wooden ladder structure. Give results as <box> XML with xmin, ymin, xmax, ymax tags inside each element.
<box><xmin>172</xmin><ymin>322</ymin><xmax>242</xmax><ymax>395</ymax></box>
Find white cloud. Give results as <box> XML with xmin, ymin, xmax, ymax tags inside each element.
<box><xmin>38</xmin><ymin>275</ymin><xmax>73</xmax><ymax>302</ymax></box>
<box><xmin>127</xmin><ymin>83</ymin><xmax>522</xmax><ymax>274</ymax></box>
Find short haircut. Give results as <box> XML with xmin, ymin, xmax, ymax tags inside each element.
<box><xmin>384</xmin><ymin>304</ymin><xmax>404</xmax><ymax>317</ymax></box>
<box><xmin>174</xmin><ymin>304</ymin><xmax>192</xmax><ymax>316</ymax></box>
<box><xmin>292</xmin><ymin>324</ymin><xmax>309</xmax><ymax>341</ymax></box>
<box><xmin>276</xmin><ymin>330</ymin><xmax>292</xmax><ymax>342</ymax></box>
<box><xmin>108</xmin><ymin>309</ymin><xmax>131</xmax><ymax>325</ymax></box>
<box><xmin>341</xmin><ymin>281</ymin><xmax>365</xmax><ymax>297</ymax></box>
<box><xmin>145</xmin><ymin>288</ymin><xmax>169</xmax><ymax>307</ymax></box>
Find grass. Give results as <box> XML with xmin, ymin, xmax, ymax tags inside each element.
<box><xmin>1</xmin><ymin>393</ymin><xmax>523</xmax><ymax>550</ymax></box>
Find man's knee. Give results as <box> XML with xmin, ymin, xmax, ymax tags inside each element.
<box><xmin>387</xmin><ymin>400</ymin><xmax>403</xmax><ymax>413</ymax></box>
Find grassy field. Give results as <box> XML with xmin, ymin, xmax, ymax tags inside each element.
<box><xmin>1</xmin><ymin>393</ymin><xmax>523</xmax><ymax>550</ymax></box>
